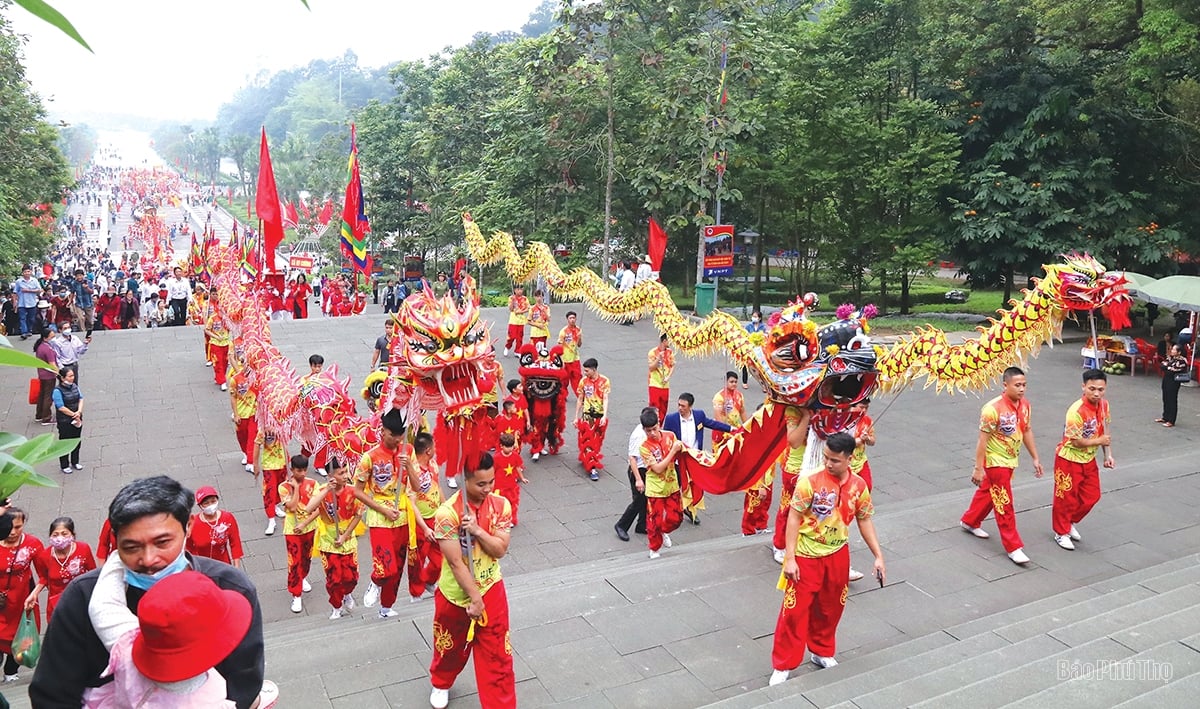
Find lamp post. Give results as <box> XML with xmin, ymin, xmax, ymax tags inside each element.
<box><xmin>738</xmin><ymin>228</ymin><xmax>758</xmax><ymax>319</ymax></box>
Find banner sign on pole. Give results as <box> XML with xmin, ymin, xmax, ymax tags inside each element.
<box><xmin>288</xmin><ymin>255</ymin><xmax>315</xmax><ymax>271</ymax></box>
<box><xmin>702</xmin><ymin>224</ymin><xmax>735</xmax><ymax>277</ymax></box>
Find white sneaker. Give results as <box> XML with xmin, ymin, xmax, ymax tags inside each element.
<box><xmin>63</xmin><ymin>467</ymin><xmax>73</xmax><ymax>474</ymax></box>
<box><xmin>265</xmin><ymin>518</ymin><xmax>276</xmax><ymax>536</ymax></box>
<box><xmin>768</xmin><ymin>669</ymin><xmax>789</xmax><ymax>686</ymax></box>
<box><xmin>773</xmin><ymin>548</ymin><xmax>786</xmax><ymax>564</ymax></box>
<box><xmin>379</xmin><ymin>607</ymin><xmax>398</xmax><ymax>619</ymax></box>
<box><xmin>206</xmin><ymin>360</ymin><xmax>213</xmax><ymax>367</ymax></box>
<box><xmin>848</xmin><ymin>568</ymin><xmax>865</xmax><ymax>582</ymax></box>
<box><xmin>1054</xmin><ymin>534</ymin><xmax>1076</xmax><ymax>551</ymax></box>
<box><xmin>329</xmin><ymin>607</ymin><xmax>346</xmax><ymax>620</ymax></box>
<box><xmin>257</xmin><ymin>680</ymin><xmax>279</xmax><ymax>709</ymax></box>
<box><xmin>1008</xmin><ymin>548</ymin><xmax>1031</xmax><ymax>565</ymax></box>
<box><xmin>503</xmin><ymin>347</ymin><xmax>510</xmax><ymax>357</ymax></box>
<box><xmin>1069</xmin><ymin>524</ymin><xmax>1082</xmax><ymax>542</ymax></box>
<box><xmin>364</xmin><ymin>583</ymin><xmax>381</xmax><ymax>608</ymax></box>
<box><xmin>275</xmin><ymin>503</ymin><xmax>286</xmax><ymax>518</ymax></box>
<box><xmin>663</xmin><ymin>533</ymin><xmax>672</xmax><ymax>548</ymax></box>
<box><xmin>241</xmin><ymin>454</ymin><xmax>248</xmax><ymax>465</ymax></box>
<box><xmin>447</xmin><ymin>476</ymin><xmax>458</xmax><ymax>489</ymax></box>
<box><xmin>342</xmin><ymin>594</ymin><xmax>356</xmax><ymax>611</ymax></box>
<box><xmin>812</xmin><ymin>654</ymin><xmax>839</xmax><ymax>669</ymax></box>
<box><xmin>430</xmin><ymin>687</ymin><xmax>450</xmax><ymax>709</ymax></box>
<box><xmin>290</xmin><ymin>596</ymin><xmax>302</xmax><ymax>613</ymax></box>
<box><xmin>532</xmin><ymin>452</ymin><xmax>540</xmax><ymax>461</ymax></box>
<box><xmin>220</xmin><ymin>383</ymin><xmax>228</xmax><ymax>391</ymax></box>
<box><xmin>73</xmin><ymin>463</ymin><xmax>84</xmax><ymax>470</ymax></box>
<box><xmin>245</xmin><ymin>464</ymin><xmax>254</xmax><ymax>473</ymax></box>
<box><xmin>960</xmin><ymin>521</ymin><xmax>990</xmax><ymax>539</ymax></box>
<box><xmin>649</xmin><ymin>550</ymin><xmax>660</xmax><ymax>559</ymax></box>
<box><xmin>302</xmin><ymin>578</ymin><xmax>312</xmax><ymax>593</ymax></box>
<box><xmin>316</xmin><ymin>467</ymin><xmax>327</xmax><ymax>477</ymax></box>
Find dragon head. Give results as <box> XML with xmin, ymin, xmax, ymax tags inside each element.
<box><xmin>1048</xmin><ymin>252</ymin><xmax>1132</xmax><ymax>329</ymax></box>
<box><xmin>517</xmin><ymin>343</ymin><xmax>568</xmax><ymax>401</ymax></box>
<box><xmin>392</xmin><ymin>285</ymin><xmax>499</xmax><ymax>417</ymax></box>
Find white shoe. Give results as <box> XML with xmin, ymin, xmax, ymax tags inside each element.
<box><xmin>245</xmin><ymin>464</ymin><xmax>254</xmax><ymax>473</ymax></box>
<box><xmin>275</xmin><ymin>503</ymin><xmax>286</xmax><ymax>518</ymax></box>
<box><xmin>532</xmin><ymin>452</ymin><xmax>540</xmax><ymax>461</ymax></box>
<box><xmin>960</xmin><ymin>521</ymin><xmax>990</xmax><ymax>539</ymax></box>
<box><xmin>257</xmin><ymin>680</ymin><xmax>279</xmax><ymax>709</ymax></box>
<box><xmin>1008</xmin><ymin>548</ymin><xmax>1031</xmax><ymax>565</ymax></box>
<box><xmin>663</xmin><ymin>533</ymin><xmax>672</xmax><ymax>548</ymax></box>
<box><xmin>1069</xmin><ymin>524</ymin><xmax>1082</xmax><ymax>542</ymax></box>
<box><xmin>241</xmin><ymin>454</ymin><xmax>248</xmax><ymax>465</ymax></box>
<box><xmin>649</xmin><ymin>550</ymin><xmax>660</xmax><ymax>559</ymax></box>
<box><xmin>341</xmin><ymin>595</ymin><xmax>356</xmax><ymax>611</ymax></box>
<box><xmin>848</xmin><ymin>568</ymin><xmax>865</xmax><ymax>582</ymax></box>
<box><xmin>290</xmin><ymin>596</ymin><xmax>302</xmax><ymax>613</ymax></box>
<box><xmin>265</xmin><ymin>518</ymin><xmax>276</xmax><ymax>536</ymax></box>
<box><xmin>63</xmin><ymin>467</ymin><xmax>73</xmax><ymax>474</ymax></box>
<box><xmin>430</xmin><ymin>687</ymin><xmax>450</xmax><ymax>709</ymax></box>
<box><xmin>74</xmin><ymin>463</ymin><xmax>84</xmax><ymax>470</ymax></box>
<box><xmin>773</xmin><ymin>548</ymin><xmax>786</xmax><ymax>564</ymax></box>
<box><xmin>220</xmin><ymin>383</ymin><xmax>228</xmax><ymax>391</ymax></box>
<box><xmin>329</xmin><ymin>607</ymin><xmax>346</xmax><ymax>620</ymax></box>
<box><xmin>812</xmin><ymin>654</ymin><xmax>839</xmax><ymax>669</ymax></box>
<box><xmin>364</xmin><ymin>583</ymin><xmax>380</xmax><ymax>608</ymax></box>
<box><xmin>302</xmin><ymin>578</ymin><xmax>312</xmax><ymax>593</ymax></box>
<box><xmin>206</xmin><ymin>360</ymin><xmax>213</xmax><ymax>367</ymax></box>
<box><xmin>316</xmin><ymin>467</ymin><xmax>327</xmax><ymax>477</ymax></box>
<box><xmin>503</xmin><ymin>347</ymin><xmax>510</xmax><ymax>357</ymax></box>
<box><xmin>379</xmin><ymin>607</ymin><xmax>398</xmax><ymax>619</ymax></box>
<box><xmin>447</xmin><ymin>476</ymin><xmax>458</xmax><ymax>489</ymax></box>
<box><xmin>768</xmin><ymin>669</ymin><xmax>789</xmax><ymax>686</ymax></box>
<box><xmin>1054</xmin><ymin>534</ymin><xmax>1075</xmax><ymax>551</ymax></box>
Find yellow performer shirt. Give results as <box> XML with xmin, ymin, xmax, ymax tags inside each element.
<box><xmin>433</xmin><ymin>492</ymin><xmax>513</xmax><ymax>608</ymax></box>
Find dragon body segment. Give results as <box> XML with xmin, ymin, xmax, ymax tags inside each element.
<box><xmin>462</xmin><ymin>215</ymin><xmax>1130</xmax><ymax>494</ymax></box>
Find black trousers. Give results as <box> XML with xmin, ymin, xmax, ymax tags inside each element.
<box><xmin>57</xmin><ymin>420</ymin><xmax>82</xmax><ymax>468</ymax></box>
<box><xmin>170</xmin><ymin>298</ymin><xmax>188</xmax><ymax>326</ymax></box>
<box><xmin>616</xmin><ymin>466</ymin><xmax>647</xmax><ymax>534</ymax></box>
<box><xmin>1162</xmin><ymin>375</ymin><xmax>1183</xmax><ymax>424</ymax></box>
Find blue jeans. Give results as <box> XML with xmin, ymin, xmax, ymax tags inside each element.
<box><xmin>18</xmin><ymin>306</ymin><xmax>36</xmax><ymax>335</ymax></box>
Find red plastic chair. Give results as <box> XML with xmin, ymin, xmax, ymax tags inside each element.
<box><xmin>1135</xmin><ymin>339</ymin><xmax>1160</xmax><ymax>375</ymax></box>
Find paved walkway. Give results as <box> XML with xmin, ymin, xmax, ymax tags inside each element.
<box><xmin>1</xmin><ymin>307</ymin><xmax>1197</xmax><ymax>707</ymax></box>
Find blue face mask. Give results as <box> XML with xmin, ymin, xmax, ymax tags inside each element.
<box><xmin>124</xmin><ymin>548</ymin><xmax>189</xmax><ymax>590</ymax></box>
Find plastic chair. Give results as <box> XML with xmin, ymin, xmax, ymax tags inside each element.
<box><xmin>1135</xmin><ymin>339</ymin><xmax>1160</xmax><ymax>375</ymax></box>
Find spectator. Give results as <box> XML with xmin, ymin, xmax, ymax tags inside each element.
<box><xmin>52</xmin><ymin>368</ymin><xmax>85</xmax><ymax>473</ymax></box>
<box><xmin>0</xmin><ymin>508</ymin><xmax>44</xmax><ymax>682</ymax></box>
<box><xmin>33</xmin><ymin>327</ymin><xmax>58</xmax><ymax>425</ymax></box>
<box><xmin>186</xmin><ymin>487</ymin><xmax>244</xmax><ymax>569</ymax></box>
<box><xmin>50</xmin><ymin>321</ymin><xmax>90</xmax><ymax>384</ymax></box>
<box><xmin>14</xmin><ymin>266</ymin><xmax>41</xmax><ymax>339</ymax></box>
<box><xmin>26</xmin><ymin>517</ymin><xmax>96</xmax><ymax>623</ymax></box>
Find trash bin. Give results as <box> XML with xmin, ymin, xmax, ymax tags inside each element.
<box><xmin>695</xmin><ymin>283</ymin><xmax>717</xmax><ymax>316</ymax></box>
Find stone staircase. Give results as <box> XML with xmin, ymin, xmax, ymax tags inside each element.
<box><xmin>700</xmin><ymin>553</ymin><xmax>1200</xmax><ymax>709</ymax></box>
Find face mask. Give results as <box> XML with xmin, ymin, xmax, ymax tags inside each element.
<box><xmin>124</xmin><ymin>547</ymin><xmax>189</xmax><ymax>591</ymax></box>
<box><xmin>200</xmin><ymin>502</ymin><xmax>219</xmax><ymax>515</ymax></box>
<box><xmin>49</xmin><ymin>536</ymin><xmax>73</xmax><ymax>550</ymax></box>
<box><xmin>62</xmin><ymin>328</ymin><xmax>72</xmax><ymax>336</ymax></box>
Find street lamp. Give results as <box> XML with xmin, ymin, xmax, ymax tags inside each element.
<box><xmin>738</xmin><ymin>229</ymin><xmax>758</xmax><ymax>319</ymax></box>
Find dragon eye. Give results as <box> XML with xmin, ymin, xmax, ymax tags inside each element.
<box><xmin>519</xmin><ymin>352</ymin><xmax>534</xmax><ymax>366</ymax></box>
<box><xmin>409</xmin><ymin>335</ymin><xmax>437</xmax><ymax>354</ymax></box>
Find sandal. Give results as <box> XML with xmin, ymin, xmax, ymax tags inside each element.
<box><xmin>1163</xmin><ymin>422</ymin><xmax>1175</xmax><ymax>427</ymax></box>
<box><xmin>1154</xmin><ymin>418</ymin><xmax>1166</xmax><ymax>423</ymax></box>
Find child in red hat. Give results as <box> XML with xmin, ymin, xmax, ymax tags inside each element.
<box><xmin>83</xmin><ymin>559</ymin><xmax>276</xmax><ymax>708</ymax></box>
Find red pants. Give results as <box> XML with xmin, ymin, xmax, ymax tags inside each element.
<box><xmin>565</xmin><ymin>361</ymin><xmax>581</xmax><ymax>397</ymax></box>
<box><xmin>496</xmin><ymin>485</ymin><xmax>520</xmax><ymax>526</ymax></box>
<box><xmin>646</xmin><ymin>492</ymin><xmax>682</xmax><ymax>552</ymax></box>
<box><xmin>369</xmin><ymin>525</ymin><xmax>410</xmax><ymax>609</ymax></box>
<box><xmin>300</xmin><ymin>444</ymin><xmax>328</xmax><ymax>471</ymax></box>
<box><xmin>1052</xmin><ymin>456</ymin><xmax>1101</xmax><ymax>536</ymax></box>
<box><xmin>648</xmin><ymin>386</ymin><xmax>670</xmax><ymax>424</ymax></box>
<box><xmin>531</xmin><ymin>336</ymin><xmax>547</xmax><ymax>349</ymax></box>
<box><xmin>285</xmin><ymin>531</ymin><xmax>315</xmax><ymax>596</ymax></box>
<box><xmin>857</xmin><ymin>461</ymin><xmax>873</xmax><ymax>491</ymax></box>
<box><xmin>576</xmin><ymin>418</ymin><xmax>607</xmax><ymax>472</ymax></box>
<box><xmin>408</xmin><ymin>516</ymin><xmax>443</xmax><ymax>598</ymax></box>
<box><xmin>211</xmin><ymin>344</ymin><xmax>229</xmax><ymax>385</ymax></box>
<box><xmin>321</xmin><ymin>551</ymin><xmax>358</xmax><ymax>609</ymax></box>
<box><xmin>235</xmin><ymin>416</ymin><xmax>258</xmax><ymax>462</ymax></box>
<box><xmin>260</xmin><ymin>467</ymin><xmax>285</xmax><ymax>519</ymax></box>
<box><xmin>742</xmin><ymin>486</ymin><xmax>774</xmax><ymax>535</ymax></box>
<box><xmin>771</xmin><ymin>545</ymin><xmax>850</xmax><ymax>670</ymax></box>
<box><xmin>773</xmin><ymin>471</ymin><xmax>799</xmax><ymax>550</ymax></box>
<box><xmin>505</xmin><ymin>324</ymin><xmax>524</xmax><ymax>351</ymax></box>
<box><xmin>430</xmin><ymin>582</ymin><xmax>515</xmax><ymax>709</ymax></box>
<box><xmin>962</xmin><ymin>466</ymin><xmax>1023</xmax><ymax>552</ymax></box>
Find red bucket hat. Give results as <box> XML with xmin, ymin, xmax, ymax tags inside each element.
<box><xmin>131</xmin><ymin>571</ymin><xmax>252</xmax><ymax>683</ymax></box>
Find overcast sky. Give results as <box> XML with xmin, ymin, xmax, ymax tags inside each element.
<box><xmin>8</xmin><ymin>0</ymin><xmax>543</xmax><ymax>123</ymax></box>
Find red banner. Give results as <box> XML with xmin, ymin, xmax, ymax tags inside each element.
<box><xmin>702</xmin><ymin>225</ymin><xmax>735</xmax><ymax>277</ymax></box>
<box><xmin>289</xmin><ymin>255</ymin><xmax>315</xmax><ymax>270</ymax></box>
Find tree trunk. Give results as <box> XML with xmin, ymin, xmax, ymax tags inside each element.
<box><xmin>1003</xmin><ymin>263</ymin><xmax>1014</xmax><ymax>303</ymax></box>
<box><xmin>900</xmin><ymin>270</ymin><xmax>912</xmax><ymax>315</ymax></box>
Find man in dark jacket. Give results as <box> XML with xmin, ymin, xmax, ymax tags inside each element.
<box><xmin>30</xmin><ymin>476</ymin><xmax>266</xmax><ymax>708</ymax></box>
<box><xmin>662</xmin><ymin>392</ymin><xmax>732</xmax><ymax>525</ymax></box>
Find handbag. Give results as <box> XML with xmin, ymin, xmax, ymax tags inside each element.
<box><xmin>1174</xmin><ymin>372</ymin><xmax>1191</xmax><ymax>383</ymax></box>
<box><xmin>12</xmin><ymin>609</ymin><xmax>40</xmax><ymax>668</ymax></box>
<box><xmin>27</xmin><ymin>378</ymin><xmax>39</xmax><ymax>405</ymax></box>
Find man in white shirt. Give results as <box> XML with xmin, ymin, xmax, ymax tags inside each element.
<box><xmin>618</xmin><ymin>261</ymin><xmax>636</xmax><ymax>326</ymax></box>
<box><xmin>165</xmin><ymin>267</ymin><xmax>191</xmax><ymax>326</ymax></box>
<box><xmin>614</xmin><ymin>407</ymin><xmax>658</xmax><ymax>541</ymax></box>
<box><xmin>635</xmin><ymin>255</ymin><xmax>653</xmax><ymax>284</ymax></box>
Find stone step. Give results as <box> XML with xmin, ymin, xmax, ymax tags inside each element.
<box><xmin>695</xmin><ymin>554</ymin><xmax>1200</xmax><ymax>709</ymax></box>
<box><xmin>850</xmin><ymin>584</ymin><xmax>1200</xmax><ymax>707</ymax></box>
<box><xmin>1001</xmin><ymin>635</ymin><xmax>1200</xmax><ymax>709</ymax></box>
<box><xmin>1110</xmin><ymin>654</ymin><xmax>1200</xmax><ymax>708</ymax></box>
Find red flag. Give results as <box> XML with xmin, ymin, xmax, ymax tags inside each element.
<box><xmin>284</xmin><ymin>201</ymin><xmax>300</xmax><ymax>229</ymax></box>
<box><xmin>648</xmin><ymin>217</ymin><xmax>668</xmax><ymax>272</ymax></box>
<box><xmin>299</xmin><ymin>199</ymin><xmax>311</xmax><ymax>220</ymax></box>
<box><xmin>255</xmin><ymin>128</ymin><xmax>285</xmax><ymax>269</ymax></box>
<box><xmin>317</xmin><ymin>198</ymin><xmax>333</xmax><ymax>225</ymax></box>
<box><xmin>340</xmin><ymin>124</ymin><xmax>371</xmax><ymax>275</ymax></box>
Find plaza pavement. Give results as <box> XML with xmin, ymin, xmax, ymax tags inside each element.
<box><xmin>1</xmin><ymin>303</ymin><xmax>1198</xmax><ymax>707</ymax></box>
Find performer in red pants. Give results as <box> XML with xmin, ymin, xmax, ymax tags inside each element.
<box><xmin>279</xmin><ymin>454</ymin><xmax>318</xmax><ymax>613</ymax></box>
<box><xmin>638</xmin><ymin>408</ymin><xmax>684</xmax><ymax>557</ymax></box>
<box><xmin>429</xmin><ymin>453</ymin><xmax>516</xmax><ymax>709</ymax></box>
<box><xmin>773</xmin><ymin>408</ymin><xmax>809</xmax><ymax>563</ymax></box>
<box><xmin>574</xmin><ymin>358</ymin><xmax>610</xmax><ymax>481</ymax></box>
<box><xmin>770</xmin><ymin>432</ymin><xmax>883</xmax><ymax>685</ymax></box>
<box><xmin>960</xmin><ymin>367</ymin><xmax>1044</xmax><ymax>566</ymax></box>
<box><xmin>1052</xmin><ymin>368</ymin><xmax>1114</xmax><ymax>550</ymax></box>
<box><xmin>408</xmin><ymin>432</ymin><xmax>444</xmax><ymax>599</ymax></box>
